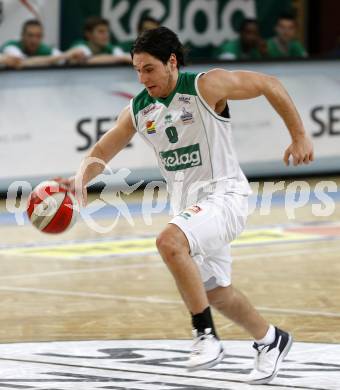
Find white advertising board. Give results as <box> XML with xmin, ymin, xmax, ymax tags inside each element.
<box><xmin>0</xmin><ymin>60</ymin><xmax>340</xmax><ymax>191</ymax></box>
<box><xmin>0</xmin><ymin>66</ymin><xmax>157</xmax><ymax>181</ymax></box>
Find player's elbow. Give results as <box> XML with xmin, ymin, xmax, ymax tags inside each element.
<box><xmin>267</xmin><ymin>75</ymin><xmax>282</xmax><ymax>88</ymax></box>
<box><xmin>262</xmin><ymin>74</ymin><xmax>282</xmax><ymax>96</ymax></box>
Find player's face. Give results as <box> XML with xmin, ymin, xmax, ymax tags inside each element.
<box><xmin>22</xmin><ymin>25</ymin><xmax>43</xmax><ymax>54</ymax></box>
<box><xmin>88</xmin><ymin>25</ymin><xmax>110</xmax><ymax>47</ymax></box>
<box><xmin>133</xmin><ymin>52</ymin><xmax>178</xmax><ymax>98</ymax></box>
<box><xmin>276</xmin><ymin>20</ymin><xmax>296</xmax><ymax>43</ymax></box>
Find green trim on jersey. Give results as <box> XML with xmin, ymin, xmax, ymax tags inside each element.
<box><xmin>132</xmin><ymin>71</ymin><xmax>198</xmax><ymax>117</ymax></box>
<box><xmin>1</xmin><ymin>40</ymin><xmax>53</xmax><ymax>56</ymax></box>
<box><xmin>131</xmin><ymin>88</ymin><xmax>155</xmax><ymax>126</ymax></box>
<box><xmin>155</xmin><ymin>72</ymin><xmax>197</xmax><ymax>107</ymax></box>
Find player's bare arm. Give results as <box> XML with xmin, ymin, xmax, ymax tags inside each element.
<box><xmin>198</xmin><ymin>68</ymin><xmax>314</xmax><ymax>166</ymax></box>
<box><xmin>73</xmin><ymin>105</ymin><xmax>136</xmax><ymax>205</ymax></box>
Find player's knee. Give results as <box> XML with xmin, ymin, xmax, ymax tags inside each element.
<box><xmin>156</xmin><ymin>226</ymin><xmax>188</xmax><ymax>259</ymax></box>
<box><xmin>156</xmin><ymin>231</ymin><xmax>178</xmax><ymax>258</ymax></box>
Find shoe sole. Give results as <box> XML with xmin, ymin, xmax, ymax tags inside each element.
<box><xmin>247</xmin><ymin>333</ymin><xmax>293</xmax><ymax>385</ymax></box>
<box><xmin>187</xmin><ymin>347</ymin><xmax>225</xmax><ymax>372</ymax></box>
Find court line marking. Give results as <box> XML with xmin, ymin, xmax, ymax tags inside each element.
<box><xmin>0</xmin><ymin>245</ymin><xmax>339</xmax><ymax>281</ymax></box>
<box><xmin>1</xmin><ymin>236</ymin><xmax>339</xmax><ymax>262</ymax></box>
<box><xmin>0</xmin><ymin>286</ymin><xmax>339</xmax><ymax>319</ymax></box>
<box><xmin>219</xmin><ymin>323</ymin><xmax>235</xmax><ymax>331</ymax></box>
<box><xmin>0</xmin><ymin>261</ymin><xmax>164</xmax><ymax>280</ymax></box>
<box><xmin>0</xmin><ymin>234</ymin><xmax>155</xmax><ymax>250</ymax></box>
<box><xmin>0</xmin><ymin>357</ymin><xmax>326</xmax><ymax>390</ymax></box>
<box><xmin>0</xmin><ymin>286</ymin><xmax>181</xmax><ymax>305</ymax></box>
<box><xmin>233</xmin><ymin>245</ymin><xmax>340</xmax><ymax>260</ymax></box>
<box><xmin>1</xmin><ymin>222</ymin><xmax>340</xmax><ymax>253</ymax></box>
<box><xmin>289</xmin><ymin>345</ymin><xmax>340</xmax><ymax>357</ymax></box>
<box><xmin>255</xmin><ymin>307</ymin><xmax>340</xmax><ymax>318</ymax></box>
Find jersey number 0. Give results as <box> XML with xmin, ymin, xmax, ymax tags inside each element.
<box><xmin>165</xmin><ymin>126</ymin><xmax>178</xmax><ymax>143</ymax></box>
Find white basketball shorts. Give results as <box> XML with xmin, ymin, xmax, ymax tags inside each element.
<box><xmin>169</xmin><ymin>192</ymin><xmax>248</xmax><ymax>290</ymax></box>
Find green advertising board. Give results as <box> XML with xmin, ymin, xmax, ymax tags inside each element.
<box><xmin>61</xmin><ymin>0</ymin><xmax>293</xmax><ymax>58</ymax></box>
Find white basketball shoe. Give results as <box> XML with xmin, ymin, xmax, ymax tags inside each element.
<box><xmin>187</xmin><ymin>328</ymin><xmax>225</xmax><ymax>371</ymax></box>
<box><xmin>247</xmin><ymin>327</ymin><xmax>293</xmax><ymax>385</ymax></box>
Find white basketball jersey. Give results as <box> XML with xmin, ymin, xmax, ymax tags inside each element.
<box><xmin>130</xmin><ymin>72</ymin><xmax>251</xmax><ymax>214</ymax></box>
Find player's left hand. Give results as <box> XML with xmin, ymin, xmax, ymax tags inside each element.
<box><xmin>283</xmin><ymin>134</ymin><xmax>314</xmax><ymax>166</ymax></box>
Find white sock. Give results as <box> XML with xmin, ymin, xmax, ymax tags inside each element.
<box><xmin>255</xmin><ymin>324</ymin><xmax>276</xmax><ymax>345</ymax></box>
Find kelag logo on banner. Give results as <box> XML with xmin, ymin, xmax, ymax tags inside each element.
<box><xmin>61</xmin><ymin>0</ymin><xmax>293</xmax><ymax>56</ymax></box>
<box><xmin>103</xmin><ymin>0</ymin><xmax>256</xmax><ymax>46</ymax></box>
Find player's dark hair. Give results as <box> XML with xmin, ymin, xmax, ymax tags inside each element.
<box><xmin>131</xmin><ymin>26</ymin><xmax>185</xmax><ymax>69</ymax></box>
<box><xmin>137</xmin><ymin>16</ymin><xmax>160</xmax><ymax>34</ymax></box>
<box><xmin>240</xmin><ymin>18</ymin><xmax>258</xmax><ymax>32</ymax></box>
<box><xmin>84</xmin><ymin>16</ymin><xmax>109</xmax><ymax>35</ymax></box>
<box><xmin>22</xmin><ymin>19</ymin><xmax>42</xmax><ymax>35</ymax></box>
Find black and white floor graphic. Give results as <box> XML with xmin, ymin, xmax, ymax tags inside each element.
<box><xmin>0</xmin><ymin>340</ymin><xmax>338</xmax><ymax>389</ymax></box>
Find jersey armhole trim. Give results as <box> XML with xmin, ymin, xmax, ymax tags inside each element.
<box><xmin>194</xmin><ymin>73</ymin><xmax>230</xmax><ymax>123</ymax></box>
<box><xmin>129</xmin><ymin>99</ymin><xmax>138</xmax><ymax>130</ymax></box>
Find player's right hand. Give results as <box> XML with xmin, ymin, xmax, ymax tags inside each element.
<box><xmin>53</xmin><ymin>176</ymin><xmax>75</xmax><ymax>191</ymax></box>
<box><xmin>53</xmin><ymin>176</ymin><xmax>87</xmax><ymax>207</ymax></box>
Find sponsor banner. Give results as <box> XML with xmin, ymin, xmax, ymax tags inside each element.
<box><xmin>224</xmin><ymin>61</ymin><xmax>340</xmax><ymax>165</ymax></box>
<box><xmin>0</xmin><ymin>339</ymin><xmax>338</xmax><ymax>389</ymax></box>
<box><xmin>0</xmin><ymin>66</ymin><xmax>157</xmax><ymax>184</ymax></box>
<box><xmin>60</xmin><ymin>0</ymin><xmax>293</xmax><ymax>57</ymax></box>
<box><xmin>1</xmin><ymin>60</ymin><xmax>340</xmax><ymax>191</ymax></box>
<box><xmin>0</xmin><ymin>0</ymin><xmax>60</xmax><ymax>48</ymax></box>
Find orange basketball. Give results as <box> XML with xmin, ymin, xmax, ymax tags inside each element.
<box><xmin>27</xmin><ymin>180</ymin><xmax>79</xmax><ymax>234</ymax></box>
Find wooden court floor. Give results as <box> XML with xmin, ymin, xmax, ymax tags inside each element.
<box><xmin>0</xmin><ymin>176</ymin><xmax>339</xmax><ymax>345</ymax></box>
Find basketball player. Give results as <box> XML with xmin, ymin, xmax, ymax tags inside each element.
<box><xmin>68</xmin><ymin>27</ymin><xmax>314</xmax><ymax>384</ymax></box>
